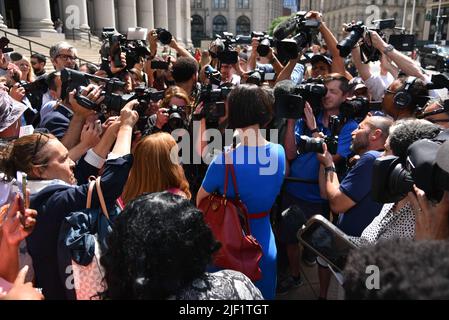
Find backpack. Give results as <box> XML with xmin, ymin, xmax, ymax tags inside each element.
<box><xmin>57</xmin><ymin>177</ymin><xmax>118</xmax><ymax>300</ymax></box>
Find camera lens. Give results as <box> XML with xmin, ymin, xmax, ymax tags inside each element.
<box><xmin>157</xmin><ymin>29</ymin><xmax>172</xmax><ymax>45</ymax></box>
<box><xmin>298</xmin><ymin>136</ymin><xmax>325</xmax><ymax>154</ymax></box>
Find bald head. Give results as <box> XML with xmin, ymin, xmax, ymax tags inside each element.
<box><xmin>366</xmin><ymin>116</ymin><xmax>394</xmax><ymax>141</ymax></box>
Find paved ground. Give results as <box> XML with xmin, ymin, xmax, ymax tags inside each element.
<box><xmin>274</xmin><ymin>244</ymin><xmax>344</xmax><ymax>300</ymax></box>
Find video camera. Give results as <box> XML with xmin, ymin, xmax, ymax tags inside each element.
<box><xmin>60</xmin><ymin>68</ymin><xmax>164</xmax><ymax>116</ymax></box>
<box><xmin>273</xmin><ymin>11</ymin><xmax>321</xmax><ymax>60</ymax></box>
<box><xmin>274</xmin><ymin>78</ymin><xmax>327</xmax><ymax>119</ymax></box>
<box><xmin>337</xmin><ymin>19</ymin><xmax>397</xmax><ymax>63</ymax></box>
<box><xmin>195</xmin><ymin>85</ymin><xmax>232</xmax><ymax>123</ymax></box>
<box><xmin>298</xmin><ymin>115</ymin><xmax>340</xmax><ymax>155</ymax></box>
<box><xmin>101</xmin><ymin>27</ymin><xmax>151</xmax><ymax>71</ymax></box>
<box><xmin>372</xmin><ymin>131</ymin><xmax>449</xmax><ymax>203</ymax></box>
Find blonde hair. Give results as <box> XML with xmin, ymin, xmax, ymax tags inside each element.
<box><xmin>161</xmin><ymin>86</ymin><xmax>192</xmax><ymax>115</ymax></box>
<box><xmin>121</xmin><ymin>132</ymin><xmax>191</xmax><ymax>204</ymax></box>
<box><xmin>15</xmin><ymin>58</ymin><xmax>34</xmax><ymax>83</ymax></box>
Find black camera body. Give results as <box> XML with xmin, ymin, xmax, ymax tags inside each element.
<box><xmin>209</xmin><ymin>32</ymin><xmax>252</xmax><ymax>64</ymax></box>
<box><xmin>62</xmin><ymin>68</ymin><xmax>164</xmax><ymax>116</ymax></box>
<box><xmin>338</xmin><ymin>19</ymin><xmax>396</xmax><ymax>63</ymax></box>
<box><xmin>297</xmin><ymin>115</ymin><xmax>340</xmax><ymax>155</ymax></box>
<box><xmin>0</xmin><ymin>37</ymin><xmax>14</xmax><ymax>54</ymax></box>
<box><xmin>204</xmin><ymin>65</ymin><xmax>222</xmax><ymax>86</ymax></box>
<box><xmin>275</xmin><ymin>79</ymin><xmax>327</xmax><ymax>119</ymax></box>
<box><xmin>372</xmin><ymin>131</ymin><xmax>449</xmax><ymax>203</ymax></box>
<box><xmin>156</xmin><ymin>28</ymin><xmax>173</xmax><ymax>45</ymax></box>
<box><xmin>252</xmin><ymin>31</ymin><xmax>274</xmax><ymax>57</ymax></box>
<box><xmin>196</xmin><ymin>86</ymin><xmax>232</xmax><ymax>122</ymax></box>
<box><xmin>274</xmin><ymin>11</ymin><xmax>321</xmax><ymax>60</ymax></box>
<box><xmin>340</xmin><ymin>96</ymin><xmax>370</xmax><ymax>123</ymax></box>
<box><xmin>167</xmin><ymin>105</ymin><xmax>188</xmax><ymax>130</ymax></box>
<box><xmin>102</xmin><ymin>27</ymin><xmax>151</xmax><ymax>71</ymax></box>
<box><xmin>246</xmin><ymin>68</ymin><xmax>276</xmax><ymax>86</ymax></box>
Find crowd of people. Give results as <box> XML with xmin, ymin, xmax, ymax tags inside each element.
<box><xmin>0</xmin><ymin>9</ymin><xmax>449</xmax><ymax>301</ymax></box>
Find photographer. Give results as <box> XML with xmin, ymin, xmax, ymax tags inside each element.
<box><xmin>30</xmin><ymin>53</ymin><xmax>47</xmax><ymax>77</ymax></box>
<box><xmin>172</xmin><ymin>57</ymin><xmax>199</xmax><ymax>98</ymax></box>
<box><xmin>143</xmin><ymin>86</ymin><xmax>191</xmax><ymax>136</ymax></box>
<box><xmin>307</xmin><ymin>11</ymin><xmax>351</xmax><ymax>79</ymax></box>
<box><xmin>315</xmin><ymin>115</ymin><xmax>392</xmax><ymax>299</ymax></box>
<box><xmin>39</xmin><ymin>74</ymin><xmax>103</xmax><ymax>162</ymax></box>
<box><xmin>280</xmin><ymin>73</ymin><xmax>358</xmax><ymax>293</ymax></box>
<box><xmin>382</xmin><ymin>75</ymin><xmax>429</xmax><ymax>120</ymax></box>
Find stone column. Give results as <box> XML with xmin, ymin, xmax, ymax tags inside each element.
<box><xmin>117</xmin><ymin>0</ymin><xmax>138</xmax><ymax>33</ymax></box>
<box><xmin>185</xmin><ymin>0</ymin><xmax>192</xmax><ymax>47</ymax></box>
<box><xmin>0</xmin><ymin>14</ymin><xmax>7</xmax><ymax>29</ymax></box>
<box><xmin>62</xmin><ymin>0</ymin><xmax>90</xmax><ymax>31</ymax></box>
<box><xmin>137</xmin><ymin>0</ymin><xmax>154</xmax><ymax>30</ymax></box>
<box><xmin>154</xmin><ymin>0</ymin><xmax>168</xmax><ymax>29</ymax></box>
<box><xmin>168</xmin><ymin>0</ymin><xmax>183</xmax><ymax>44</ymax></box>
<box><xmin>205</xmin><ymin>0</ymin><xmax>213</xmax><ymax>38</ymax></box>
<box><xmin>93</xmin><ymin>0</ymin><xmax>116</xmax><ymax>34</ymax></box>
<box><xmin>19</xmin><ymin>0</ymin><xmax>56</xmax><ymax>35</ymax></box>
<box><xmin>228</xmin><ymin>0</ymin><xmax>236</xmax><ymax>35</ymax></box>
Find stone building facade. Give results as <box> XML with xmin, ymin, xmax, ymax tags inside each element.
<box><xmin>190</xmin><ymin>0</ymin><xmax>284</xmax><ymax>46</ymax></box>
<box><xmin>0</xmin><ymin>0</ymin><xmax>193</xmax><ymax>46</ymax></box>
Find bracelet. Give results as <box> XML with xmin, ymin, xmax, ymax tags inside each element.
<box><xmin>325</xmin><ymin>166</ymin><xmax>337</xmax><ymax>174</ymax></box>
<box><xmin>383</xmin><ymin>44</ymin><xmax>394</xmax><ymax>54</ymax></box>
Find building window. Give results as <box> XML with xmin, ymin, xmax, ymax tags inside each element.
<box><xmin>213</xmin><ymin>0</ymin><xmax>227</xmax><ymax>9</ymax></box>
<box><xmin>236</xmin><ymin>16</ymin><xmax>251</xmax><ymax>35</ymax></box>
<box><xmin>237</xmin><ymin>0</ymin><xmax>250</xmax><ymax>9</ymax></box>
<box><xmin>191</xmin><ymin>15</ymin><xmax>204</xmax><ymax>38</ymax></box>
<box><xmin>192</xmin><ymin>0</ymin><xmax>203</xmax><ymax>9</ymax></box>
<box><xmin>213</xmin><ymin>15</ymin><xmax>228</xmax><ymax>35</ymax></box>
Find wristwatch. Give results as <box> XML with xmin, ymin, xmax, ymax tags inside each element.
<box><xmin>383</xmin><ymin>44</ymin><xmax>394</xmax><ymax>54</ymax></box>
<box><xmin>325</xmin><ymin>166</ymin><xmax>337</xmax><ymax>174</ymax></box>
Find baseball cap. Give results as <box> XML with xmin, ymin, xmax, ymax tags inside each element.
<box><xmin>0</xmin><ymin>91</ymin><xmax>27</xmax><ymax>133</ymax></box>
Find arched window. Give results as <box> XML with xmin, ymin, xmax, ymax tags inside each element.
<box><xmin>191</xmin><ymin>15</ymin><xmax>204</xmax><ymax>38</ymax></box>
<box><xmin>236</xmin><ymin>16</ymin><xmax>251</xmax><ymax>35</ymax></box>
<box><xmin>213</xmin><ymin>15</ymin><xmax>227</xmax><ymax>36</ymax></box>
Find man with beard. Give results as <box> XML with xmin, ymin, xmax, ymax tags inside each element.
<box><xmin>315</xmin><ymin>115</ymin><xmax>393</xmax><ymax>299</ymax></box>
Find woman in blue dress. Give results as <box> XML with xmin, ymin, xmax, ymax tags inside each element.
<box><xmin>197</xmin><ymin>85</ymin><xmax>286</xmax><ymax>299</ymax></box>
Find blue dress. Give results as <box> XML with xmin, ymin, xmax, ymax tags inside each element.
<box><xmin>201</xmin><ymin>143</ymin><xmax>286</xmax><ymax>299</ymax></box>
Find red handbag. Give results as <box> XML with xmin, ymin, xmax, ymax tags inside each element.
<box><xmin>198</xmin><ymin>159</ymin><xmax>264</xmax><ymax>282</ymax></box>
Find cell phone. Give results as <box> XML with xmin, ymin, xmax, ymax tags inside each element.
<box><xmin>297</xmin><ymin>215</ymin><xmax>358</xmax><ymax>273</ymax></box>
<box><xmin>151</xmin><ymin>60</ymin><xmax>170</xmax><ymax>70</ymax></box>
<box><xmin>16</xmin><ymin>171</ymin><xmax>28</xmax><ymax>210</ymax></box>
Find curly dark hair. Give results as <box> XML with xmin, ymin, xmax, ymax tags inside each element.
<box><xmin>389</xmin><ymin>119</ymin><xmax>441</xmax><ymax>163</ymax></box>
<box><xmin>343</xmin><ymin>238</ymin><xmax>449</xmax><ymax>300</ymax></box>
<box><xmin>100</xmin><ymin>192</ymin><xmax>220</xmax><ymax>300</ymax></box>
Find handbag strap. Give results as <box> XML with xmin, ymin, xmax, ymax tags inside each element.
<box><xmin>95</xmin><ymin>177</ymin><xmax>110</xmax><ymax>220</ymax></box>
<box><xmin>86</xmin><ymin>176</ymin><xmax>96</xmax><ymax>209</ymax></box>
<box><xmin>223</xmin><ymin>153</ymin><xmax>240</xmax><ymax>199</ymax></box>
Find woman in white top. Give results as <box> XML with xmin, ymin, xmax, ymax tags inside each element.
<box><xmin>349</xmin><ymin>119</ymin><xmax>442</xmax><ymax>247</ymax></box>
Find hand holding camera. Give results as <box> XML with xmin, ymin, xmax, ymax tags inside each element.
<box><xmin>9</xmin><ymin>83</ymin><xmax>26</xmax><ymax>102</ymax></box>
<box><xmin>156</xmin><ymin>107</ymin><xmax>169</xmax><ymax>129</ymax></box>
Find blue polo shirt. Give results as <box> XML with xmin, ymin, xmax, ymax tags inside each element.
<box><xmin>286</xmin><ymin>114</ymin><xmax>358</xmax><ymax>203</ymax></box>
<box><xmin>337</xmin><ymin>150</ymin><xmax>384</xmax><ymax>236</ymax></box>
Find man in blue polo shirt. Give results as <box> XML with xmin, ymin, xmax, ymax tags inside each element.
<box><xmin>316</xmin><ymin>115</ymin><xmax>393</xmax><ymax>299</ymax></box>
<box><xmin>278</xmin><ymin>73</ymin><xmax>358</xmax><ymax>294</ymax></box>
